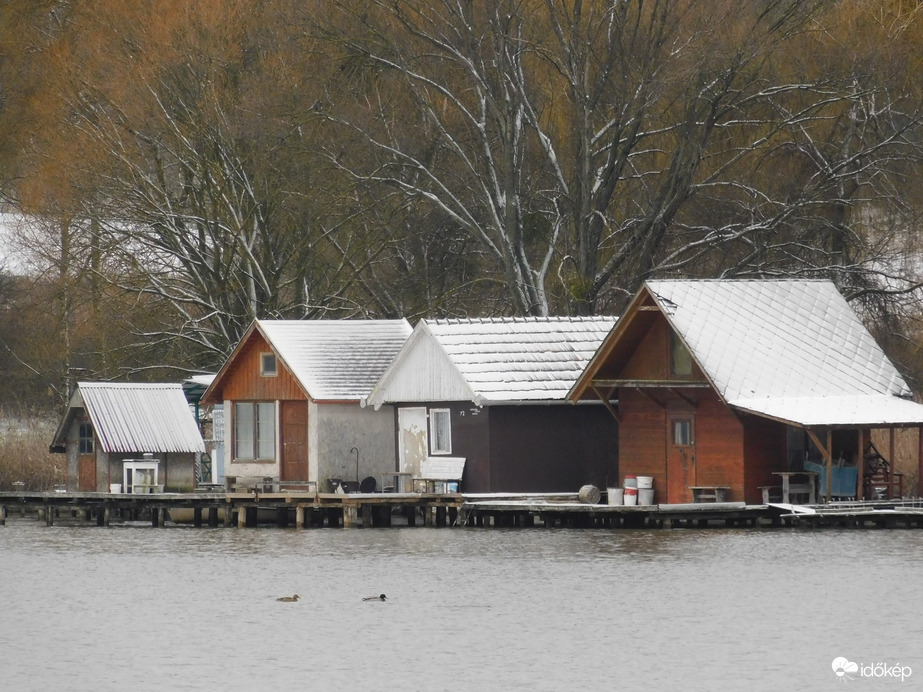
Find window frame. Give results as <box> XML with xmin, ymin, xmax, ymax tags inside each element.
<box><xmin>260</xmin><ymin>352</ymin><xmax>278</xmax><ymax>377</ymax></box>
<box><xmin>78</xmin><ymin>421</ymin><xmax>94</xmax><ymax>455</ymax></box>
<box><xmin>429</xmin><ymin>408</ymin><xmax>452</xmax><ymax>455</ymax></box>
<box><xmin>234</xmin><ymin>401</ymin><xmax>276</xmax><ymax>462</ymax></box>
<box><xmin>673</xmin><ymin>418</ymin><xmax>694</xmax><ymax>447</ymax></box>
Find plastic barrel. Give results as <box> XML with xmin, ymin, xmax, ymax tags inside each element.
<box><xmin>624</xmin><ymin>487</ymin><xmax>638</xmax><ymax>505</ymax></box>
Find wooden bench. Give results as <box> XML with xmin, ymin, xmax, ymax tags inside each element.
<box><xmin>416</xmin><ymin>457</ymin><xmax>466</xmax><ymax>493</ymax></box>
<box><xmin>690</xmin><ymin>486</ymin><xmax>730</xmax><ymax>503</ymax></box>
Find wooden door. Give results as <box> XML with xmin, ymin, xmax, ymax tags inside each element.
<box><xmin>78</xmin><ymin>454</ymin><xmax>96</xmax><ymax>492</ymax></box>
<box><xmin>666</xmin><ymin>414</ymin><xmax>695</xmax><ymax>504</ymax></box>
<box><xmin>280</xmin><ymin>401</ymin><xmax>308</xmax><ymax>481</ymax></box>
<box><xmin>398</xmin><ymin>407</ymin><xmax>428</xmax><ymax>476</ymax></box>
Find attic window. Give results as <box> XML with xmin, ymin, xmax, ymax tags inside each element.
<box><xmin>670</xmin><ymin>331</ymin><xmax>693</xmax><ymax>377</ymax></box>
<box><xmin>260</xmin><ymin>352</ymin><xmax>278</xmax><ymax>377</ymax></box>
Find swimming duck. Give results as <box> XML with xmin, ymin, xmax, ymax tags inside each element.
<box><xmin>363</xmin><ymin>593</ymin><xmax>387</xmax><ymax>601</ymax></box>
<box><xmin>276</xmin><ymin>594</ymin><xmax>300</xmax><ymax>602</ymax></box>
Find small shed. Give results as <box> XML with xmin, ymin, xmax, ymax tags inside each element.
<box><xmin>50</xmin><ymin>382</ymin><xmax>206</xmax><ymax>492</ymax></box>
<box><xmin>568</xmin><ymin>279</ymin><xmax>923</xmax><ymax>504</ymax></box>
<box><xmin>364</xmin><ymin>317</ymin><xmax>620</xmax><ymax>493</ymax></box>
<box><xmin>200</xmin><ymin>319</ymin><xmax>412</xmax><ymax>490</ymax></box>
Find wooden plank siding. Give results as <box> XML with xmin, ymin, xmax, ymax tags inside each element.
<box><xmin>220</xmin><ymin>332</ymin><xmax>306</xmax><ymax>402</ymax></box>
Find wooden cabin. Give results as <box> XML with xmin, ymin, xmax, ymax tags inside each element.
<box><xmin>569</xmin><ymin>280</ymin><xmax>923</xmax><ymax>505</ymax></box>
<box><xmin>50</xmin><ymin>382</ymin><xmax>206</xmax><ymax>492</ymax></box>
<box><xmin>200</xmin><ymin>319</ymin><xmax>412</xmax><ymax>491</ymax></box>
<box><xmin>363</xmin><ymin>317</ymin><xmax>620</xmax><ymax>493</ymax></box>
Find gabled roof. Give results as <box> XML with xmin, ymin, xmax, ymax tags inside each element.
<box><xmin>50</xmin><ymin>382</ymin><xmax>206</xmax><ymax>454</ymax></box>
<box><xmin>365</xmin><ymin>316</ymin><xmax>618</xmax><ymax>407</ymax></box>
<box><xmin>572</xmin><ymin>279</ymin><xmax>923</xmax><ymax>427</ymax></box>
<box><xmin>204</xmin><ymin>319</ymin><xmax>413</xmax><ymax>403</ymax></box>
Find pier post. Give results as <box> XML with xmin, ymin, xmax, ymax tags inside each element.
<box><xmin>0</xmin><ymin>505</ymin><xmax>6</xmax><ymax>525</ymax></box>
<box><xmin>361</xmin><ymin>504</ymin><xmax>372</xmax><ymax>528</ymax></box>
<box><xmin>296</xmin><ymin>506</ymin><xmax>305</xmax><ymax>529</ymax></box>
<box><xmin>435</xmin><ymin>506</ymin><xmax>447</xmax><ymax>527</ymax></box>
<box><xmin>238</xmin><ymin>506</ymin><xmax>247</xmax><ymax>528</ymax></box>
<box><xmin>193</xmin><ymin>508</ymin><xmax>202</xmax><ymax>527</ymax></box>
<box><xmin>343</xmin><ymin>505</ymin><xmax>357</xmax><ymax>528</ymax></box>
<box><xmin>208</xmin><ymin>507</ymin><xmax>219</xmax><ymax>527</ymax></box>
<box><xmin>45</xmin><ymin>506</ymin><xmax>54</xmax><ymax>526</ymax></box>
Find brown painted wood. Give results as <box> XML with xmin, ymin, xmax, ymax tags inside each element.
<box><xmin>221</xmin><ymin>332</ymin><xmax>306</xmax><ymax>401</ymax></box>
<box><xmin>78</xmin><ymin>454</ymin><xmax>96</xmax><ymax>492</ymax></box>
<box><xmin>281</xmin><ymin>400</ymin><xmax>309</xmax><ymax>481</ymax></box>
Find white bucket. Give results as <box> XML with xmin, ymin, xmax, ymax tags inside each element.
<box><xmin>636</xmin><ymin>476</ymin><xmax>654</xmax><ymax>489</ymax></box>
<box><xmin>446</xmin><ymin>481</ymin><xmax>459</xmax><ymax>493</ymax></box>
<box><xmin>638</xmin><ymin>488</ymin><xmax>655</xmax><ymax>505</ymax></box>
<box><xmin>607</xmin><ymin>488</ymin><xmax>624</xmax><ymax>506</ymax></box>
<box><xmin>624</xmin><ymin>487</ymin><xmax>638</xmax><ymax>506</ymax></box>
<box><xmin>624</xmin><ymin>475</ymin><xmax>638</xmax><ymax>489</ymax></box>
<box><xmin>109</xmin><ymin>483</ymin><xmax>122</xmax><ymax>494</ymax></box>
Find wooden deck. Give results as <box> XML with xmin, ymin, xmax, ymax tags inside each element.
<box><xmin>2</xmin><ymin>491</ymin><xmax>923</xmax><ymax>529</ymax></box>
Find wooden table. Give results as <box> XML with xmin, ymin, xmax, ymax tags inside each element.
<box><xmin>690</xmin><ymin>486</ymin><xmax>730</xmax><ymax>503</ymax></box>
<box><xmin>772</xmin><ymin>471</ymin><xmax>817</xmax><ymax>504</ymax></box>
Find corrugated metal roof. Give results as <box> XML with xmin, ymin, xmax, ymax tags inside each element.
<box><xmin>76</xmin><ymin>382</ymin><xmax>206</xmax><ymax>454</ymax></box>
<box><xmin>257</xmin><ymin>319</ymin><xmax>413</xmax><ymax>400</ymax></box>
<box><xmin>646</xmin><ymin>279</ymin><xmax>923</xmax><ymax>426</ymax></box>
<box><xmin>367</xmin><ymin>316</ymin><xmax>618</xmax><ymax>406</ymax></box>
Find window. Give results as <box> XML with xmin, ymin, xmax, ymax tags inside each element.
<box><xmin>79</xmin><ymin>422</ymin><xmax>94</xmax><ymax>454</ymax></box>
<box><xmin>234</xmin><ymin>402</ymin><xmax>276</xmax><ymax>460</ymax></box>
<box><xmin>673</xmin><ymin>419</ymin><xmax>693</xmax><ymax>446</ymax></box>
<box><xmin>670</xmin><ymin>331</ymin><xmax>693</xmax><ymax>377</ymax></box>
<box><xmin>260</xmin><ymin>352</ymin><xmax>278</xmax><ymax>377</ymax></box>
<box><xmin>429</xmin><ymin>409</ymin><xmax>452</xmax><ymax>454</ymax></box>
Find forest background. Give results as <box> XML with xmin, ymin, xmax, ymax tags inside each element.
<box><xmin>1</xmin><ymin>0</ymin><xmax>923</xmax><ymax>432</ymax></box>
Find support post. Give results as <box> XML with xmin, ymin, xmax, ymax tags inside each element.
<box><xmin>0</xmin><ymin>505</ymin><xmax>6</xmax><ymax>526</ymax></box>
<box><xmin>857</xmin><ymin>428</ymin><xmax>865</xmax><ymax>500</ymax></box>
<box><xmin>296</xmin><ymin>505</ymin><xmax>305</xmax><ymax>529</ymax></box>
<box><xmin>208</xmin><ymin>506</ymin><xmax>219</xmax><ymax>527</ymax></box>
<box><xmin>238</xmin><ymin>506</ymin><xmax>247</xmax><ymax>529</ymax></box>
<box><xmin>193</xmin><ymin>507</ymin><xmax>202</xmax><ymax>527</ymax></box>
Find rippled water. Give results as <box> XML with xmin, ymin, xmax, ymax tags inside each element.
<box><xmin>1</xmin><ymin>520</ymin><xmax>921</xmax><ymax>691</ymax></box>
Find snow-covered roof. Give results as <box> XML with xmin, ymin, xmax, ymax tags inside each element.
<box><xmin>51</xmin><ymin>382</ymin><xmax>206</xmax><ymax>454</ymax></box>
<box><xmin>256</xmin><ymin>319</ymin><xmax>413</xmax><ymax>400</ymax></box>
<box><xmin>365</xmin><ymin>316</ymin><xmax>618</xmax><ymax>407</ymax></box>
<box><xmin>645</xmin><ymin>279</ymin><xmax>923</xmax><ymax>426</ymax></box>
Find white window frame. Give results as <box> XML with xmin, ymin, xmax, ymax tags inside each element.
<box><xmin>429</xmin><ymin>408</ymin><xmax>452</xmax><ymax>455</ymax></box>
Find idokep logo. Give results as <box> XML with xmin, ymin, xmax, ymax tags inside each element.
<box><xmin>832</xmin><ymin>657</ymin><xmax>912</xmax><ymax>682</ymax></box>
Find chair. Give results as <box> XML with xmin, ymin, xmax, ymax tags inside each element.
<box><xmin>864</xmin><ymin>453</ymin><xmax>903</xmax><ymax>500</ymax></box>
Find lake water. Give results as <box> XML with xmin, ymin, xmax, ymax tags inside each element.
<box><xmin>1</xmin><ymin>520</ymin><xmax>920</xmax><ymax>691</ymax></box>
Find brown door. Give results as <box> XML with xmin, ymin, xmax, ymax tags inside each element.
<box><xmin>78</xmin><ymin>454</ymin><xmax>96</xmax><ymax>492</ymax></box>
<box><xmin>280</xmin><ymin>401</ymin><xmax>308</xmax><ymax>481</ymax></box>
<box><xmin>666</xmin><ymin>414</ymin><xmax>695</xmax><ymax>504</ymax></box>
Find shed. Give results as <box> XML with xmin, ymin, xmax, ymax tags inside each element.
<box><xmin>200</xmin><ymin>319</ymin><xmax>412</xmax><ymax>490</ymax></box>
<box><xmin>50</xmin><ymin>382</ymin><xmax>206</xmax><ymax>492</ymax></box>
<box><xmin>364</xmin><ymin>317</ymin><xmax>620</xmax><ymax>493</ymax></box>
<box><xmin>568</xmin><ymin>279</ymin><xmax>923</xmax><ymax>504</ymax></box>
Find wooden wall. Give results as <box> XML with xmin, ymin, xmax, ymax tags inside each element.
<box><xmin>742</xmin><ymin>414</ymin><xmax>788</xmax><ymax>504</ymax></box>
<box><xmin>219</xmin><ymin>332</ymin><xmax>306</xmax><ymax>401</ymax></box>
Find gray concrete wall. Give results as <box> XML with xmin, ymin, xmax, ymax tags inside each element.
<box><xmin>313</xmin><ymin>403</ymin><xmax>397</xmax><ymax>491</ymax></box>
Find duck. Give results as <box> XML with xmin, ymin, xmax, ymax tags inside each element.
<box><xmin>363</xmin><ymin>593</ymin><xmax>387</xmax><ymax>602</ymax></box>
<box><xmin>276</xmin><ymin>594</ymin><xmax>300</xmax><ymax>602</ymax></box>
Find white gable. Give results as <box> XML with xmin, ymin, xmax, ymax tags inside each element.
<box><xmin>366</xmin><ymin>316</ymin><xmax>617</xmax><ymax>406</ymax></box>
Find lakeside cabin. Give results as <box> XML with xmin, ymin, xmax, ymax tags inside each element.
<box><xmin>200</xmin><ymin>319</ymin><xmax>412</xmax><ymax>492</ymax></box>
<box><xmin>363</xmin><ymin>317</ymin><xmax>620</xmax><ymax>494</ymax></box>
<box><xmin>568</xmin><ymin>279</ymin><xmax>923</xmax><ymax>505</ymax></box>
<box><xmin>49</xmin><ymin>382</ymin><xmax>206</xmax><ymax>492</ymax></box>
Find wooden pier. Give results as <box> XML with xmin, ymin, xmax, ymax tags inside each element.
<box><xmin>2</xmin><ymin>490</ymin><xmax>923</xmax><ymax>529</ymax></box>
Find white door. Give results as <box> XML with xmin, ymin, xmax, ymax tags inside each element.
<box><xmin>398</xmin><ymin>407</ymin><xmax>428</xmax><ymax>476</ymax></box>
